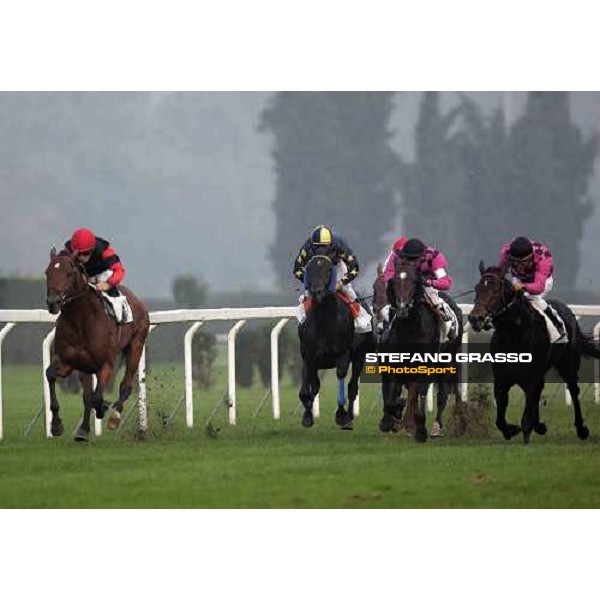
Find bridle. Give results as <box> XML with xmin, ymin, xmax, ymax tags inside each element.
<box><xmin>47</xmin><ymin>254</ymin><xmax>89</xmax><ymax>309</ymax></box>
<box><xmin>392</xmin><ymin>261</ymin><xmax>422</xmax><ymax>312</ymax></box>
<box><xmin>476</xmin><ymin>271</ymin><xmax>521</xmax><ymax>327</ymax></box>
<box><xmin>306</xmin><ymin>254</ymin><xmax>332</xmax><ymax>281</ymax></box>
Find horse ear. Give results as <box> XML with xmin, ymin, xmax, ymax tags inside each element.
<box><xmin>50</xmin><ymin>247</ymin><xmax>57</xmax><ymax>260</ymax></box>
<box><xmin>377</xmin><ymin>262</ymin><xmax>383</xmax><ymax>276</ymax></box>
<box><xmin>478</xmin><ymin>260</ymin><xmax>485</xmax><ymax>275</ymax></box>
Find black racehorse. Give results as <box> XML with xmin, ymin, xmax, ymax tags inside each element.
<box><xmin>380</xmin><ymin>260</ymin><xmax>463</xmax><ymax>442</ymax></box>
<box><xmin>469</xmin><ymin>261</ymin><xmax>599</xmax><ymax>443</ymax></box>
<box><xmin>298</xmin><ymin>255</ymin><xmax>372</xmax><ymax>429</ymax></box>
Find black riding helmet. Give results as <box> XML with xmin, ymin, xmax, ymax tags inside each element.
<box><xmin>509</xmin><ymin>236</ymin><xmax>533</xmax><ymax>261</ymax></box>
<box><xmin>399</xmin><ymin>238</ymin><xmax>426</xmax><ymax>260</ymax></box>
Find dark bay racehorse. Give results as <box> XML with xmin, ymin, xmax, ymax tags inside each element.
<box><xmin>469</xmin><ymin>262</ymin><xmax>598</xmax><ymax>443</ymax></box>
<box><xmin>298</xmin><ymin>255</ymin><xmax>371</xmax><ymax>429</ymax></box>
<box><xmin>380</xmin><ymin>261</ymin><xmax>462</xmax><ymax>442</ymax></box>
<box><xmin>45</xmin><ymin>248</ymin><xmax>150</xmax><ymax>441</ymax></box>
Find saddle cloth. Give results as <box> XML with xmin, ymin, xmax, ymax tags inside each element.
<box><xmin>90</xmin><ymin>285</ymin><xmax>133</xmax><ymax>324</ymax></box>
<box><xmin>302</xmin><ymin>291</ymin><xmax>361</xmax><ymax>319</ymax></box>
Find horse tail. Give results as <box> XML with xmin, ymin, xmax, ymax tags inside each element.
<box><xmin>577</xmin><ymin>328</ymin><xmax>600</xmax><ymax>359</ymax></box>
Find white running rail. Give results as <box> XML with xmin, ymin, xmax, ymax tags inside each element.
<box><xmin>1</xmin><ymin>303</ymin><xmax>600</xmax><ymax>439</ymax></box>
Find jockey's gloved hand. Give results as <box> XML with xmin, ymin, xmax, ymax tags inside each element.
<box><xmin>335</xmin><ymin>281</ymin><xmax>343</xmax><ymax>291</ymax></box>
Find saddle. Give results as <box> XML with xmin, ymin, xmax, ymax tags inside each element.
<box><xmin>92</xmin><ymin>285</ymin><xmax>132</xmax><ymax>324</ymax></box>
<box><xmin>303</xmin><ymin>291</ymin><xmax>361</xmax><ymax>319</ymax></box>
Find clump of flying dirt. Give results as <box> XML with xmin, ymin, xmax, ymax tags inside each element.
<box><xmin>113</xmin><ymin>369</ymin><xmax>183</xmax><ymax>442</ymax></box>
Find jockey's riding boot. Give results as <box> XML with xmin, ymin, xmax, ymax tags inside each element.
<box><xmin>119</xmin><ymin>302</ymin><xmax>129</xmax><ymax>326</ymax></box>
<box><xmin>436</xmin><ymin>303</ymin><xmax>456</xmax><ymax>341</ymax></box>
<box><xmin>544</xmin><ymin>306</ymin><xmax>567</xmax><ymax>342</ymax></box>
<box><xmin>447</xmin><ymin>322</ymin><xmax>458</xmax><ymax>342</ymax></box>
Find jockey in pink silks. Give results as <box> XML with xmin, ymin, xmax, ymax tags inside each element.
<box><xmin>498</xmin><ymin>236</ymin><xmax>567</xmax><ymax>343</ymax></box>
<box><xmin>380</xmin><ymin>237</ymin><xmax>459</xmax><ymax>341</ymax></box>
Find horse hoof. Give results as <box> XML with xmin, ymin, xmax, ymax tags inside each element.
<box><xmin>577</xmin><ymin>425</ymin><xmax>590</xmax><ymax>440</ymax></box>
<box><xmin>107</xmin><ymin>411</ymin><xmax>122</xmax><ymax>431</ymax></box>
<box><xmin>522</xmin><ymin>430</ymin><xmax>532</xmax><ymax>444</ymax></box>
<box><xmin>51</xmin><ymin>420</ymin><xmax>64</xmax><ymax>437</ymax></box>
<box><xmin>302</xmin><ymin>412</ymin><xmax>314</xmax><ymax>428</ymax></box>
<box><xmin>415</xmin><ymin>427</ymin><xmax>428</xmax><ymax>443</ymax></box>
<box><xmin>379</xmin><ymin>415</ymin><xmax>401</xmax><ymax>433</ymax></box>
<box><xmin>430</xmin><ymin>421</ymin><xmax>444</xmax><ymax>438</ymax></box>
<box><xmin>534</xmin><ymin>422</ymin><xmax>547</xmax><ymax>435</ymax></box>
<box><xmin>340</xmin><ymin>421</ymin><xmax>354</xmax><ymax>431</ymax></box>
<box><xmin>335</xmin><ymin>408</ymin><xmax>347</xmax><ymax>427</ymax></box>
<box><xmin>94</xmin><ymin>401</ymin><xmax>110</xmax><ymax>419</ymax></box>
<box><xmin>503</xmin><ymin>424</ymin><xmax>521</xmax><ymax>440</ymax></box>
<box><xmin>379</xmin><ymin>418</ymin><xmax>391</xmax><ymax>433</ymax></box>
<box><xmin>74</xmin><ymin>428</ymin><xmax>89</xmax><ymax>442</ymax></box>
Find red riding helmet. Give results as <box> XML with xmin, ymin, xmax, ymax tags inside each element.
<box><xmin>393</xmin><ymin>236</ymin><xmax>409</xmax><ymax>252</ymax></box>
<box><xmin>70</xmin><ymin>228</ymin><xmax>96</xmax><ymax>254</ymax></box>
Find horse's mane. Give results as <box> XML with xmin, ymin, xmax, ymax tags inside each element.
<box><xmin>51</xmin><ymin>249</ymin><xmax>87</xmax><ymax>277</ymax></box>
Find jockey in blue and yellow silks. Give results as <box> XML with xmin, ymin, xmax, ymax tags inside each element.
<box><xmin>292</xmin><ymin>225</ymin><xmax>372</xmax><ymax>333</ymax></box>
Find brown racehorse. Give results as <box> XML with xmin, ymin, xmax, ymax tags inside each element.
<box><xmin>44</xmin><ymin>247</ymin><xmax>150</xmax><ymax>441</ymax></box>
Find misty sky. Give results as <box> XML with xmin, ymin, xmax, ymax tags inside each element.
<box><xmin>1</xmin><ymin>91</ymin><xmax>599</xmax><ymax>298</ymax></box>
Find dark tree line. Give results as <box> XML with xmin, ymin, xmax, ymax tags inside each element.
<box><xmin>398</xmin><ymin>92</ymin><xmax>598</xmax><ymax>292</ymax></box>
<box><xmin>263</xmin><ymin>91</ymin><xmax>598</xmax><ymax>297</ymax></box>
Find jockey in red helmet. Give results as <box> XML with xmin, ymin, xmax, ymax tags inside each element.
<box><xmin>65</xmin><ymin>229</ymin><xmax>131</xmax><ymax>323</ymax></box>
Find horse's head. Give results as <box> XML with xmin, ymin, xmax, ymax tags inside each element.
<box><xmin>44</xmin><ymin>247</ymin><xmax>87</xmax><ymax>314</ymax></box>
<box><xmin>389</xmin><ymin>259</ymin><xmax>423</xmax><ymax>318</ymax></box>
<box><xmin>469</xmin><ymin>260</ymin><xmax>515</xmax><ymax>331</ymax></box>
<box><xmin>304</xmin><ymin>255</ymin><xmax>334</xmax><ymax>303</ymax></box>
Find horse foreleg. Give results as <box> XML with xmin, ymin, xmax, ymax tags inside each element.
<box><xmin>45</xmin><ymin>359</ymin><xmax>73</xmax><ymax>437</ymax></box>
<box><xmin>433</xmin><ymin>383</ymin><xmax>448</xmax><ymax>436</ymax></box>
<box><xmin>346</xmin><ymin>355</ymin><xmax>363</xmax><ymax>424</ymax></box>
<box><xmin>522</xmin><ymin>380</ymin><xmax>544</xmax><ymax>444</ymax></box>
<box><xmin>74</xmin><ymin>372</ymin><xmax>94</xmax><ymax>442</ymax></box>
<box><xmin>299</xmin><ymin>361</ymin><xmax>315</xmax><ymax>428</ymax></box>
<box><xmin>92</xmin><ymin>362</ymin><xmax>114</xmax><ymax>419</ymax></box>
<box><xmin>109</xmin><ymin>345</ymin><xmax>139</xmax><ymax>431</ymax></box>
<box><xmin>414</xmin><ymin>383</ymin><xmax>428</xmax><ymax>443</ymax></box>
<box><xmin>403</xmin><ymin>388</ymin><xmax>418</xmax><ymax>433</ymax></box>
<box><xmin>494</xmin><ymin>382</ymin><xmax>520</xmax><ymax>440</ymax></box>
<box><xmin>379</xmin><ymin>376</ymin><xmax>402</xmax><ymax>433</ymax></box>
<box><xmin>565</xmin><ymin>378</ymin><xmax>589</xmax><ymax>440</ymax></box>
<box><xmin>335</xmin><ymin>356</ymin><xmax>351</xmax><ymax>428</ymax></box>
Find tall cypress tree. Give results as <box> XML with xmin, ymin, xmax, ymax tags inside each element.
<box><xmin>397</xmin><ymin>92</ymin><xmax>468</xmax><ymax>284</ymax></box>
<box><xmin>507</xmin><ymin>92</ymin><xmax>598</xmax><ymax>291</ymax></box>
<box><xmin>397</xmin><ymin>92</ymin><xmax>598</xmax><ymax>293</ymax></box>
<box><xmin>259</xmin><ymin>92</ymin><xmax>398</xmax><ymax>288</ymax></box>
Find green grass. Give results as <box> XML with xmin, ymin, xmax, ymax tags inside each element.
<box><xmin>1</xmin><ymin>354</ymin><xmax>599</xmax><ymax>508</ymax></box>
